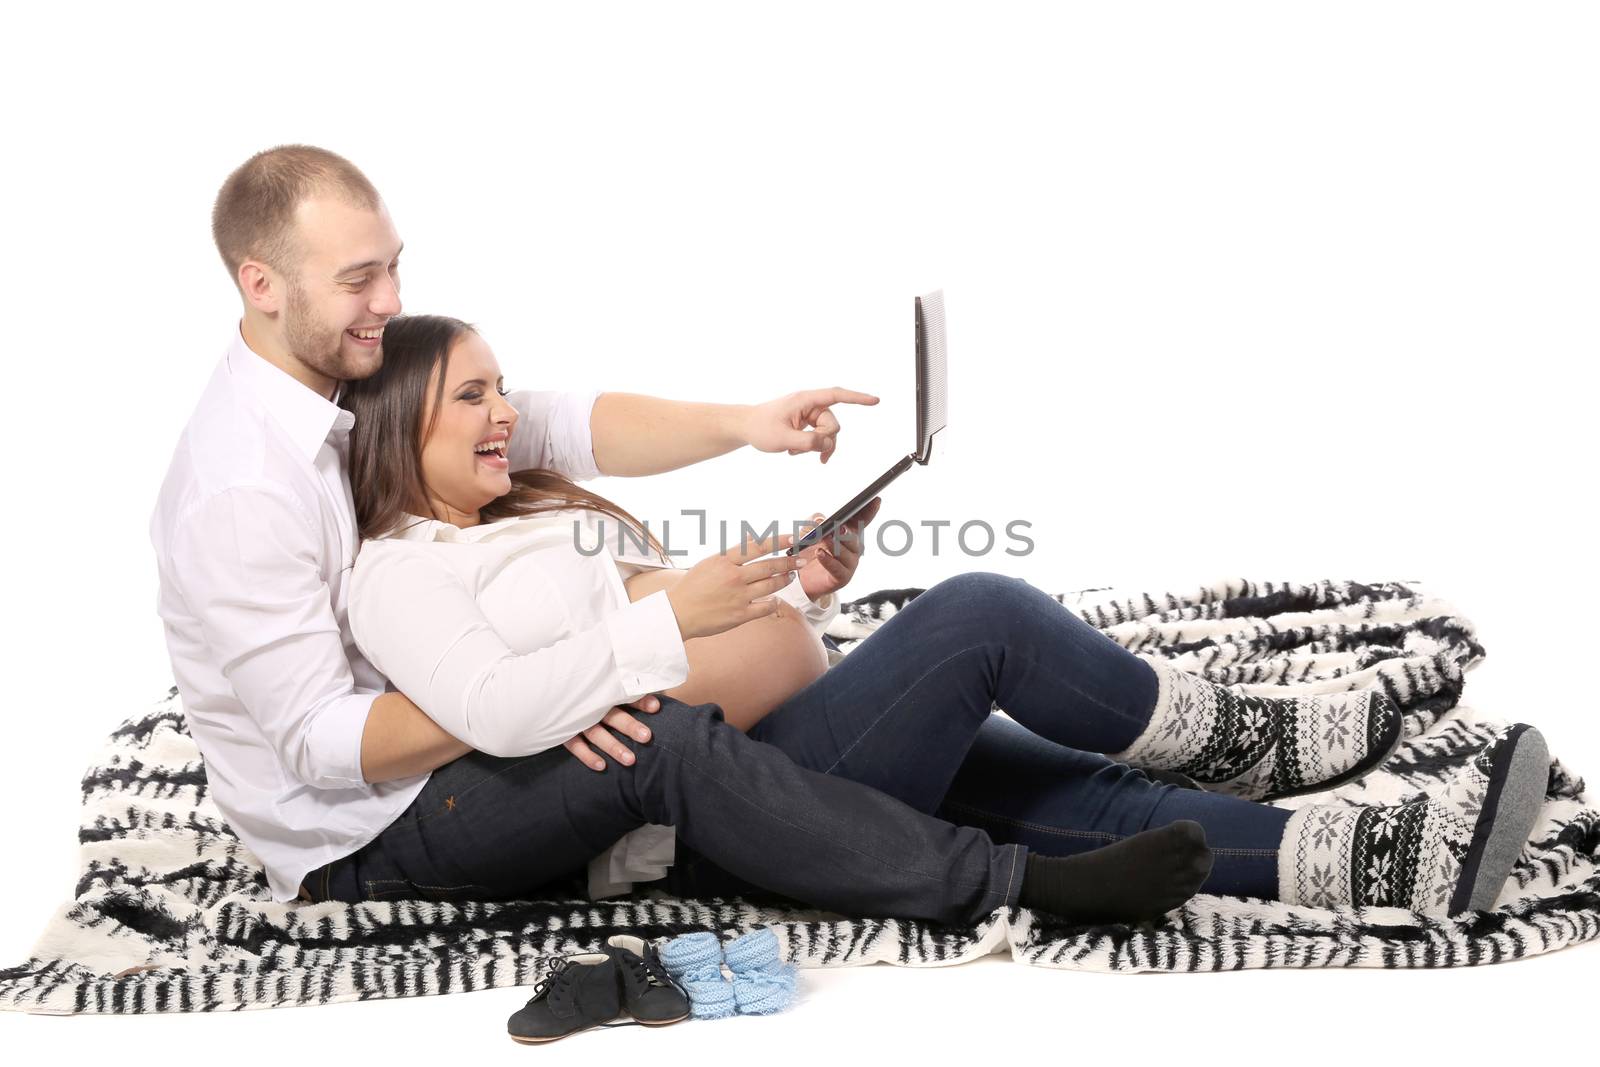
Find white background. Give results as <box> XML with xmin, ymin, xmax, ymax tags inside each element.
<box><xmin>3</xmin><ymin>1</ymin><xmax>1596</xmax><ymax>1061</ymax></box>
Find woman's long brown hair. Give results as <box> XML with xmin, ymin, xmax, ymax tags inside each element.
<box><xmin>338</xmin><ymin>313</ymin><xmax>667</xmax><ymax>561</ymax></box>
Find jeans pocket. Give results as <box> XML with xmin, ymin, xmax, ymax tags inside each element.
<box><xmin>296</xmin><ymin>858</ymin><xmax>338</xmax><ymax>903</ymax></box>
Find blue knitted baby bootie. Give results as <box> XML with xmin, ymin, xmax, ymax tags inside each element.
<box><xmin>660</xmin><ymin>932</ymin><xmax>736</xmax><ymax>1020</ymax></box>
<box><xmin>723</xmin><ymin>927</ymin><xmax>798</xmax><ymax>1015</ymax></box>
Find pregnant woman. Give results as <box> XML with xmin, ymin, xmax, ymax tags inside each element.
<box><xmin>305</xmin><ymin>313</ymin><xmax>1550</xmax><ymax>926</ymax></box>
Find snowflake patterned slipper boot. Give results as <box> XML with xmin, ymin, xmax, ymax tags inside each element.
<box><xmin>1108</xmin><ymin>659</ymin><xmax>1405</xmax><ymax>802</ymax></box>
<box><xmin>1278</xmin><ymin>722</ymin><xmax>1549</xmax><ymax>915</ymax></box>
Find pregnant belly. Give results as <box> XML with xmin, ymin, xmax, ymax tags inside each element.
<box><xmin>623</xmin><ymin>568</ymin><xmax>829</xmax><ymax>732</ymax></box>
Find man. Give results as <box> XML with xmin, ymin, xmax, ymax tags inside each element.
<box><xmin>150</xmin><ymin>144</ymin><xmax>883</xmax><ymax>904</ymax></box>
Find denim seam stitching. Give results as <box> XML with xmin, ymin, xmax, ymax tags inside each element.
<box><xmin>821</xmin><ymin>635</ymin><xmax>1151</xmax><ymax>778</ymax></box>
<box><xmin>650</xmin><ymin>733</ymin><xmax>992</xmax><ymax>891</ymax></box>
<box><xmin>413</xmin><ymin>754</ymin><xmax>545</xmax><ymax>824</ymax></box>
<box><xmin>823</xmin><ymin>644</ymin><xmax>986</xmax><ymax>775</ymax></box>
<box><xmin>363</xmin><ymin>877</ymin><xmax>491</xmax><ymax>900</ymax></box>
<box><xmin>1015</xmin><ymin>638</ymin><xmax>1156</xmax><ymax>737</ymax></box>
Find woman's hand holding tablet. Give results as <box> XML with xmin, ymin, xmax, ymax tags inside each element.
<box><xmin>790</xmin><ymin>496</ymin><xmax>881</xmax><ymax>597</ymax></box>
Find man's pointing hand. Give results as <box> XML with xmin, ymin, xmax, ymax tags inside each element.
<box><xmin>744</xmin><ymin>388</ymin><xmax>880</xmax><ymax>465</ymax></box>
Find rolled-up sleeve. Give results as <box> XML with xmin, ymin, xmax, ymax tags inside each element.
<box><xmin>771</xmin><ymin>578</ymin><xmax>841</xmax><ymax>636</ymax></box>
<box><xmin>505</xmin><ymin>389</ymin><xmax>603</xmax><ymax>482</ymax></box>
<box><xmin>349</xmin><ymin>545</ymin><xmax>690</xmax><ymax>759</ymax></box>
<box><xmin>168</xmin><ymin>485</ymin><xmax>376</xmax><ymax>791</ymax></box>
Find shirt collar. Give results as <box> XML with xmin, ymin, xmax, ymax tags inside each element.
<box><xmin>225</xmin><ymin>321</ymin><xmax>355</xmax><ymax>462</ymax></box>
<box><xmin>381</xmin><ymin>510</ymin><xmax>586</xmax><ymax>544</ymax></box>
<box><xmin>384</xmin><ymin>512</ymin><xmax>526</xmax><ymax>544</ymax></box>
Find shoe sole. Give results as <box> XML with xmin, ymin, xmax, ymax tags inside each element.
<box><xmin>509</xmin><ymin>1020</ymin><xmax>614</xmax><ymax>1044</ymax></box>
<box><xmin>508</xmin><ymin>1009</ymin><xmax>692</xmax><ymax>1042</ymax></box>
<box><xmin>1451</xmin><ymin>723</ymin><xmax>1549</xmax><ymax>915</ymax></box>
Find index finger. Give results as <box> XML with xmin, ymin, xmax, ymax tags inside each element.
<box><xmin>800</xmin><ymin>387</ymin><xmax>880</xmax><ymax>408</ymax></box>
<box><xmin>720</xmin><ymin>527</ymin><xmax>795</xmax><ymax>562</ymax></box>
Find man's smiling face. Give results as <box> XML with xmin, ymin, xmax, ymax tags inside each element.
<box><xmin>279</xmin><ymin>194</ymin><xmax>404</xmax><ymax>385</ymax></box>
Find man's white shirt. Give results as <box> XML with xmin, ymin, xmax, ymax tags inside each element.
<box><xmin>149</xmin><ymin>323</ymin><xmax>836</xmax><ymax>902</ymax></box>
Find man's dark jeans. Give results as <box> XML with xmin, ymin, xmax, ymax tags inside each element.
<box><xmin>301</xmin><ymin>572</ymin><xmax>1290</xmax><ymax>919</ymax></box>
<box><xmin>299</xmin><ymin>697</ymin><xmax>1025</xmax><ymax>926</ymax></box>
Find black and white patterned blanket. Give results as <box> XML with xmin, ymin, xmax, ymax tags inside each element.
<box><xmin>3</xmin><ymin>577</ymin><xmax>1597</xmax><ymax>1014</ymax></box>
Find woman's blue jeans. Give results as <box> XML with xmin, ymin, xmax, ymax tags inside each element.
<box><xmin>301</xmin><ymin>572</ymin><xmax>1290</xmax><ymax>918</ymax></box>
<box><xmin>672</xmin><ymin>571</ymin><xmax>1292</xmax><ymax>903</ymax></box>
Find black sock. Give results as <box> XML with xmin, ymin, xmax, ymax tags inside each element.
<box><xmin>1017</xmin><ymin>820</ymin><xmax>1214</xmax><ymax>923</ymax></box>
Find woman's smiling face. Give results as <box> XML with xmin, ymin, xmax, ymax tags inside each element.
<box><xmin>418</xmin><ymin>330</ymin><xmax>518</xmax><ymax>526</ymax></box>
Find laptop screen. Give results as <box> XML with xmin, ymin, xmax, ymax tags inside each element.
<box><xmin>915</xmin><ymin>288</ymin><xmax>948</xmax><ymax>463</ymax></box>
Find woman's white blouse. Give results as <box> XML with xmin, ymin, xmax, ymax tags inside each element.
<box><xmin>348</xmin><ymin>506</ymin><xmax>840</xmax><ymax>898</ymax></box>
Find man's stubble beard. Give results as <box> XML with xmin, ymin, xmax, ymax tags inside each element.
<box><xmin>282</xmin><ymin>274</ymin><xmax>382</xmax><ymax>384</ymax></box>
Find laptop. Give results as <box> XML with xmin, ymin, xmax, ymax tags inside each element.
<box><xmin>787</xmin><ymin>288</ymin><xmax>948</xmax><ymax>556</ymax></box>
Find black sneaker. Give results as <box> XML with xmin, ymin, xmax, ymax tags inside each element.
<box><xmin>507</xmin><ymin>952</ymin><xmax>622</xmax><ymax>1044</ymax></box>
<box><xmin>605</xmin><ymin>934</ymin><xmax>692</xmax><ymax>1026</ymax></box>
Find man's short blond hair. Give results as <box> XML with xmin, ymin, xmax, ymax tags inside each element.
<box><xmin>211</xmin><ymin>144</ymin><xmax>382</xmax><ymax>289</ymax></box>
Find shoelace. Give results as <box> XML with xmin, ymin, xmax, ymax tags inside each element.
<box><xmin>617</xmin><ymin>947</ymin><xmax>693</xmax><ymax>1030</ymax></box>
<box><xmin>529</xmin><ymin>956</ymin><xmax>579</xmax><ymax>1013</ymax></box>
<box><xmin>621</xmin><ymin>946</ymin><xmax>684</xmax><ymax>995</ymax></box>
<box><xmin>526</xmin><ymin>956</ymin><xmax>653</xmax><ymax>1031</ymax></box>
